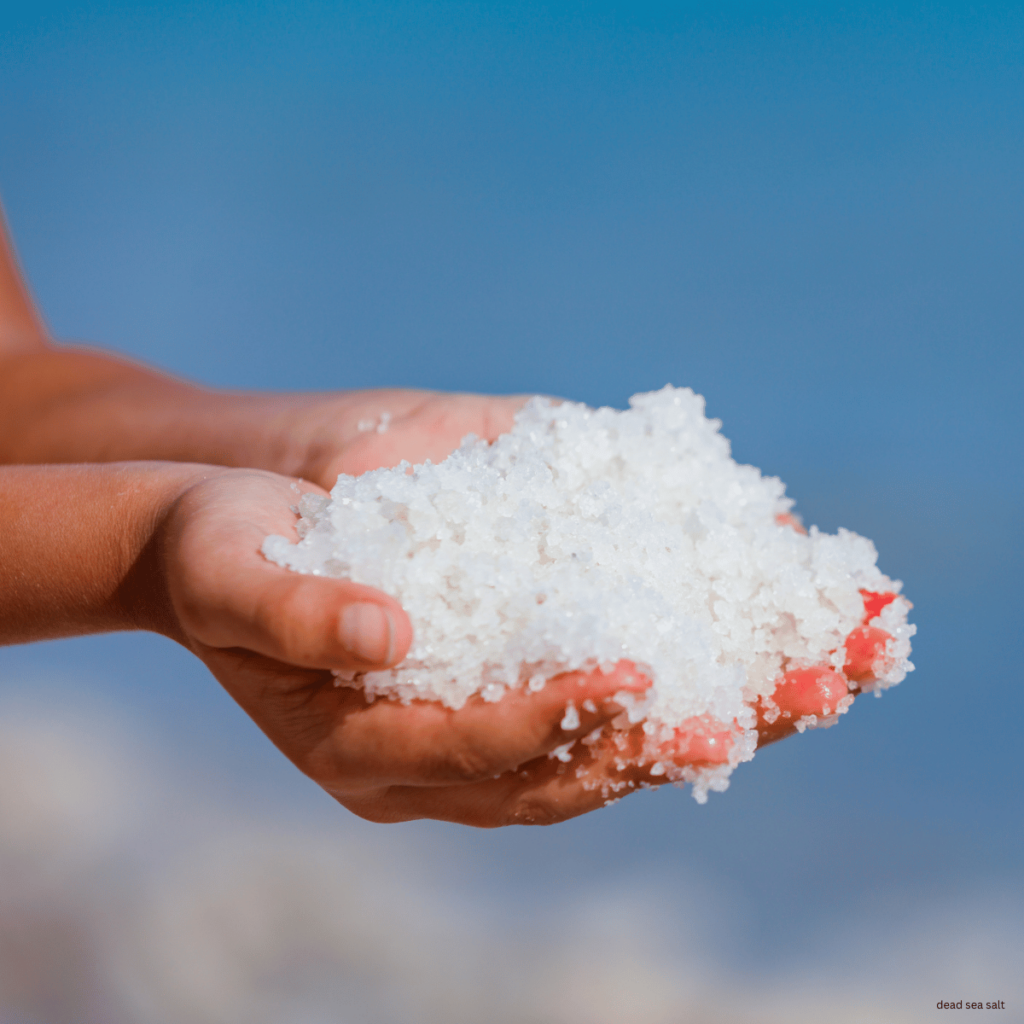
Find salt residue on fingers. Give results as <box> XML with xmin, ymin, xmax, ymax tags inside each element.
<box><xmin>264</xmin><ymin>386</ymin><xmax>915</xmax><ymax>800</ymax></box>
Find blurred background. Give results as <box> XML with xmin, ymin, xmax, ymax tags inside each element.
<box><xmin>1</xmin><ymin>2</ymin><xmax>1022</xmax><ymax>1021</ymax></box>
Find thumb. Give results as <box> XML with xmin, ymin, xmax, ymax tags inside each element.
<box><xmin>177</xmin><ymin>557</ymin><xmax>413</xmax><ymax>671</ymax></box>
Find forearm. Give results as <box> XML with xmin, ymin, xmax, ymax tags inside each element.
<box><xmin>1</xmin><ymin>205</ymin><xmax>324</xmax><ymax>472</ymax></box>
<box><xmin>0</xmin><ymin>461</ymin><xmax>206</xmax><ymax>644</ymax></box>
<box><xmin>0</xmin><ymin>345</ymin><xmax>322</xmax><ymax>472</ymax></box>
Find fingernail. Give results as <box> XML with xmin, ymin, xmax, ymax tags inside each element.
<box><xmin>339</xmin><ymin>603</ymin><xmax>394</xmax><ymax>665</ymax></box>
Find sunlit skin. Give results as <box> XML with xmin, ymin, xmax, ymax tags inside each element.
<box><xmin>0</xmin><ymin>203</ymin><xmax>895</xmax><ymax>826</ymax></box>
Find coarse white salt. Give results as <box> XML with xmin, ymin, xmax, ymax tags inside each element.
<box><xmin>263</xmin><ymin>386</ymin><xmax>915</xmax><ymax>799</ymax></box>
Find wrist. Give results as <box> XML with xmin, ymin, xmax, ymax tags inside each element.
<box><xmin>0</xmin><ymin>343</ymin><xmax>356</xmax><ymax>478</ymax></box>
<box><xmin>0</xmin><ymin>347</ymin><xmax>197</xmax><ymax>464</ymax></box>
<box><xmin>110</xmin><ymin>462</ymin><xmax>234</xmax><ymax>641</ymax></box>
<box><xmin>0</xmin><ymin>461</ymin><xmax>221</xmax><ymax>645</ymax></box>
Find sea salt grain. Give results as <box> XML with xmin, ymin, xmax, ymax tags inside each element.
<box><xmin>263</xmin><ymin>386</ymin><xmax>915</xmax><ymax>799</ymax></box>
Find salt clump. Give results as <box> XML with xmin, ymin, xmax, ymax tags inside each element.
<box><xmin>263</xmin><ymin>386</ymin><xmax>915</xmax><ymax>800</ymax></box>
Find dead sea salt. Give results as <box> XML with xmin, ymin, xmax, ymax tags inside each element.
<box><xmin>263</xmin><ymin>386</ymin><xmax>915</xmax><ymax>800</ymax></box>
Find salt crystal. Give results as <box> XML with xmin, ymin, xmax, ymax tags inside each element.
<box><xmin>549</xmin><ymin>741</ymin><xmax>576</xmax><ymax>763</ymax></box>
<box><xmin>560</xmin><ymin>702</ymin><xmax>581</xmax><ymax>731</ymax></box>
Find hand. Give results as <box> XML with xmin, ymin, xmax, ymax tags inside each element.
<box><xmin>155</xmin><ymin>468</ymin><xmax>656</xmax><ymax>826</ymax></box>
<box><xmin>160</xmin><ymin>467</ymin><xmax>898</xmax><ymax>824</ymax></box>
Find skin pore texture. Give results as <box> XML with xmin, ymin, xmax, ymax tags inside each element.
<box><xmin>0</xmin><ymin>205</ymin><xmax>854</xmax><ymax>826</ymax></box>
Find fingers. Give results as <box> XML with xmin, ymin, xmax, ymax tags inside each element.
<box><xmin>755</xmin><ymin>665</ymin><xmax>851</xmax><ymax>745</ymax></box>
<box><xmin>320</xmin><ymin>661</ymin><xmax>652</xmax><ymax>790</ymax></box>
<box><xmin>199</xmin><ymin>638</ymin><xmax>652</xmax><ymax>799</ymax></box>
<box><xmin>751</xmin><ymin>588</ymin><xmax>902</xmax><ymax>743</ymax></box>
<box><xmin>342</xmin><ymin>750</ymin><xmax>617</xmax><ymax>828</ymax></box>
<box><xmin>330</xmin><ymin>646</ymin><xmax>870</xmax><ymax>822</ymax></box>
<box><xmin>845</xmin><ymin>588</ymin><xmax>899</xmax><ymax>683</ymax></box>
<box><xmin>745</xmin><ymin>587</ymin><xmax>902</xmax><ymax>747</ymax></box>
<box><xmin>197</xmin><ymin>569</ymin><xmax>413</xmax><ymax>671</ymax></box>
<box><xmin>843</xmin><ymin>625</ymin><xmax>892</xmax><ymax>682</ymax></box>
<box><xmin>347</xmin><ymin>701</ymin><xmax>738</xmax><ymax>828</ymax></box>
<box><xmin>328</xmin><ymin>654</ymin><xmax>860</xmax><ymax>826</ymax></box>
<box><xmin>561</xmin><ymin>713</ymin><xmax>738</xmax><ymax>795</ymax></box>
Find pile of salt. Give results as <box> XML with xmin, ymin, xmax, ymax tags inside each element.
<box><xmin>264</xmin><ymin>386</ymin><xmax>915</xmax><ymax>800</ymax></box>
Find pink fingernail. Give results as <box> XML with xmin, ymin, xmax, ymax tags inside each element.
<box><xmin>339</xmin><ymin>603</ymin><xmax>394</xmax><ymax>665</ymax></box>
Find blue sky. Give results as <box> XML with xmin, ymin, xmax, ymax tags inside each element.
<box><xmin>1</xmin><ymin>0</ymin><xmax>1022</xmax><ymax>994</ymax></box>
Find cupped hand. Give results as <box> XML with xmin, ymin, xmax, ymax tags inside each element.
<box><xmin>153</xmin><ymin>467</ymin><xmax>652</xmax><ymax>827</ymax></box>
<box><xmin>155</xmin><ymin>468</ymin><xmax>887</xmax><ymax>827</ymax></box>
